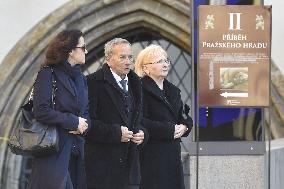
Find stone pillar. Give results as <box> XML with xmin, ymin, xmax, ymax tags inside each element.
<box><xmin>188</xmin><ymin>155</ymin><xmax>264</xmax><ymax>189</ymax></box>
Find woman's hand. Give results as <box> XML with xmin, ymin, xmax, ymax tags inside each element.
<box><xmin>174</xmin><ymin>124</ymin><xmax>188</xmax><ymax>139</ymax></box>
<box><xmin>69</xmin><ymin>117</ymin><xmax>88</xmax><ymax>135</ymax></box>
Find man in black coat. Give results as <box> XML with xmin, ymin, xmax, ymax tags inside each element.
<box><xmin>85</xmin><ymin>38</ymin><xmax>146</xmax><ymax>189</ymax></box>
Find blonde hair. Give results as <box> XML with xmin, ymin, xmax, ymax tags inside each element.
<box><xmin>134</xmin><ymin>44</ymin><xmax>167</xmax><ymax>77</ymax></box>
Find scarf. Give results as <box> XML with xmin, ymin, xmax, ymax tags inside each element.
<box><xmin>57</xmin><ymin>60</ymin><xmax>86</xmax><ymax>116</ymax></box>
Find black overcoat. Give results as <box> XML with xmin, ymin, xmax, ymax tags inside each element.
<box><xmin>140</xmin><ymin>76</ymin><xmax>193</xmax><ymax>189</ymax></box>
<box><xmin>85</xmin><ymin>64</ymin><xmax>146</xmax><ymax>189</ymax></box>
<box><xmin>27</xmin><ymin>66</ymin><xmax>90</xmax><ymax>189</ymax></box>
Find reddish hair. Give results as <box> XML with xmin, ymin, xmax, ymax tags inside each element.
<box><xmin>42</xmin><ymin>30</ymin><xmax>83</xmax><ymax>67</ymax></box>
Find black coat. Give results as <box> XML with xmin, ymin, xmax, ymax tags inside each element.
<box><xmin>27</xmin><ymin>66</ymin><xmax>90</xmax><ymax>189</ymax></box>
<box><xmin>140</xmin><ymin>76</ymin><xmax>193</xmax><ymax>189</ymax></box>
<box><xmin>85</xmin><ymin>64</ymin><xmax>146</xmax><ymax>189</ymax></box>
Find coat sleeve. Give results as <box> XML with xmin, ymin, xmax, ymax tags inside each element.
<box><xmin>137</xmin><ymin>125</ymin><xmax>149</xmax><ymax>147</ymax></box>
<box><xmin>142</xmin><ymin>118</ymin><xmax>175</xmax><ymax>140</ymax></box>
<box><xmin>82</xmin><ymin>76</ymin><xmax>91</xmax><ymax>134</ymax></box>
<box><xmin>86</xmin><ymin>76</ymin><xmax>122</xmax><ymax>143</ymax></box>
<box><xmin>177</xmin><ymin>92</ymin><xmax>193</xmax><ymax>137</ymax></box>
<box><xmin>133</xmin><ymin>93</ymin><xmax>149</xmax><ymax>147</ymax></box>
<box><xmin>33</xmin><ymin>67</ymin><xmax>78</xmax><ymax>130</ymax></box>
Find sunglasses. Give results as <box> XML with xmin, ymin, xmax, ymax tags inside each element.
<box><xmin>75</xmin><ymin>44</ymin><xmax>87</xmax><ymax>51</ymax></box>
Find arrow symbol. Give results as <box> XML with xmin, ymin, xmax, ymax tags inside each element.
<box><xmin>220</xmin><ymin>92</ymin><xmax>248</xmax><ymax>98</ymax></box>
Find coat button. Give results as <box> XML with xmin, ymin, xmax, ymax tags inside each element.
<box><xmin>119</xmin><ymin>158</ymin><xmax>123</xmax><ymax>163</ymax></box>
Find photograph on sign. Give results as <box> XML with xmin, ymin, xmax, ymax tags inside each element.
<box><xmin>220</xmin><ymin>67</ymin><xmax>248</xmax><ymax>91</ymax></box>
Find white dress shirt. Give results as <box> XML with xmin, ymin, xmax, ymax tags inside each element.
<box><xmin>110</xmin><ymin>68</ymin><xmax>129</xmax><ymax>91</ymax></box>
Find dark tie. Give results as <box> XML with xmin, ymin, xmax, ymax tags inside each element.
<box><xmin>119</xmin><ymin>79</ymin><xmax>128</xmax><ymax>93</ymax></box>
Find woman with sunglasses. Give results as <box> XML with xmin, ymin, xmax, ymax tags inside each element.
<box><xmin>135</xmin><ymin>44</ymin><xmax>193</xmax><ymax>189</ymax></box>
<box><xmin>28</xmin><ymin>30</ymin><xmax>90</xmax><ymax>189</ymax></box>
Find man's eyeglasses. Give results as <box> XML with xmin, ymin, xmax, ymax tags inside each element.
<box><xmin>145</xmin><ymin>58</ymin><xmax>171</xmax><ymax>65</ymax></box>
<box><xmin>75</xmin><ymin>44</ymin><xmax>87</xmax><ymax>51</ymax></box>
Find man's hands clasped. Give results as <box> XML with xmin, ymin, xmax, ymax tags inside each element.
<box><xmin>121</xmin><ymin>126</ymin><xmax>144</xmax><ymax>145</ymax></box>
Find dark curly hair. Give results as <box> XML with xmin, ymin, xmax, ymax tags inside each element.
<box><xmin>42</xmin><ymin>30</ymin><xmax>83</xmax><ymax>67</ymax></box>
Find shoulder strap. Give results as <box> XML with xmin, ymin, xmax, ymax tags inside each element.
<box><xmin>50</xmin><ymin>68</ymin><xmax>56</xmax><ymax>109</ymax></box>
<box><xmin>28</xmin><ymin>67</ymin><xmax>56</xmax><ymax>109</ymax></box>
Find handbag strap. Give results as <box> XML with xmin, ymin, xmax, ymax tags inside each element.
<box><xmin>28</xmin><ymin>67</ymin><xmax>56</xmax><ymax>108</ymax></box>
<box><xmin>50</xmin><ymin>68</ymin><xmax>56</xmax><ymax>109</ymax></box>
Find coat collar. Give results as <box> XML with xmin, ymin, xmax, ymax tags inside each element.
<box><xmin>53</xmin><ymin>67</ymin><xmax>76</xmax><ymax>96</ymax></box>
<box><xmin>101</xmin><ymin>64</ymin><xmax>141</xmax><ymax>100</ymax></box>
<box><xmin>101</xmin><ymin>64</ymin><xmax>142</xmax><ymax>125</ymax></box>
<box><xmin>142</xmin><ymin>76</ymin><xmax>179</xmax><ymax>117</ymax></box>
<box><xmin>102</xmin><ymin>64</ymin><xmax>122</xmax><ymax>93</ymax></box>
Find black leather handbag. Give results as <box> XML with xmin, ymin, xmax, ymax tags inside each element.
<box><xmin>8</xmin><ymin>68</ymin><xmax>59</xmax><ymax>156</ymax></box>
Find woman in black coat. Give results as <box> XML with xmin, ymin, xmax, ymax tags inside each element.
<box><xmin>27</xmin><ymin>30</ymin><xmax>90</xmax><ymax>189</ymax></box>
<box><xmin>135</xmin><ymin>44</ymin><xmax>193</xmax><ymax>189</ymax></box>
